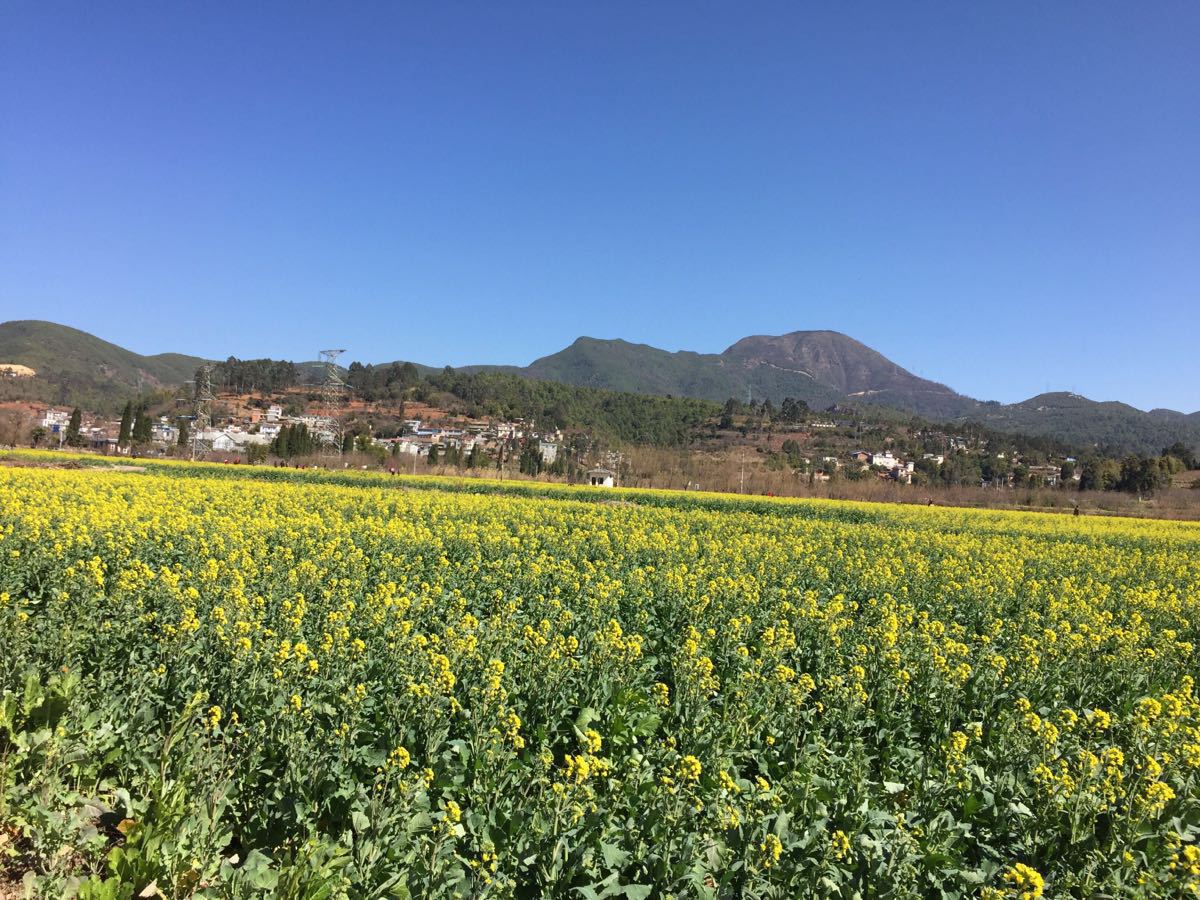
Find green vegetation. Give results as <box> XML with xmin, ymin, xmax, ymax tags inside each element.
<box><xmin>211</xmin><ymin>357</ymin><xmax>300</xmax><ymax>395</ymax></box>
<box><xmin>421</xmin><ymin>368</ymin><xmax>718</xmax><ymax>447</ymax></box>
<box><xmin>2</xmin><ymin>465</ymin><xmax>1199</xmax><ymax>895</ymax></box>
<box><xmin>0</xmin><ymin>320</ymin><xmax>207</xmax><ymax>413</ymax></box>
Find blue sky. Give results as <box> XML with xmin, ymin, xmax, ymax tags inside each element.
<box><xmin>2</xmin><ymin>3</ymin><xmax>1197</xmax><ymax>411</ymax></box>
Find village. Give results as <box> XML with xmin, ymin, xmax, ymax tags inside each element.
<box><xmin>27</xmin><ymin>399</ymin><xmax>625</xmax><ymax>487</ymax></box>
<box><xmin>23</xmin><ymin>392</ymin><xmax>1082</xmax><ymax>495</ymax></box>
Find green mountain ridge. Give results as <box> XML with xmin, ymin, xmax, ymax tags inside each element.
<box><xmin>2</xmin><ymin>319</ymin><xmax>1197</xmax><ymax>455</ymax></box>
<box><xmin>497</xmin><ymin>333</ymin><xmax>1199</xmax><ymax>454</ymax></box>
<box><xmin>0</xmin><ymin>320</ymin><xmax>210</xmax><ymax>412</ymax></box>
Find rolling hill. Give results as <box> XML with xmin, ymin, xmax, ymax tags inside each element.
<box><xmin>0</xmin><ymin>320</ymin><xmax>210</xmax><ymax>412</ymax></box>
<box><xmin>513</xmin><ymin>331</ymin><xmax>980</xmax><ymax>419</ymax></box>
<box><xmin>4</xmin><ymin>319</ymin><xmax>1197</xmax><ymax>455</ymax></box>
<box><xmin>502</xmin><ymin>331</ymin><xmax>1196</xmax><ymax>454</ymax></box>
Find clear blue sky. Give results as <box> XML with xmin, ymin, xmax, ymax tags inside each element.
<box><xmin>2</xmin><ymin>3</ymin><xmax>1197</xmax><ymax>411</ymax></box>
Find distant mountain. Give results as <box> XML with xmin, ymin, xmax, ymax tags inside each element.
<box><xmin>516</xmin><ymin>331</ymin><xmax>979</xmax><ymax>420</ymax></box>
<box><xmin>0</xmin><ymin>320</ymin><xmax>209</xmax><ymax>412</ymax></box>
<box><xmin>965</xmin><ymin>392</ymin><xmax>1200</xmax><ymax>456</ymax></box>
<box><xmin>720</xmin><ymin>331</ymin><xmax>981</xmax><ymax>420</ymax></box>
<box><xmin>521</xmin><ymin>336</ymin><xmax>844</xmax><ymax>409</ymax></box>
<box><xmin>4</xmin><ymin>319</ymin><xmax>1196</xmax><ymax>455</ymax></box>
<box><xmin>505</xmin><ymin>331</ymin><xmax>1195</xmax><ymax>454</ymax></box>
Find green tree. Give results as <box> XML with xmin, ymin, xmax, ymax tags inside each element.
<box><xmin>467</xmin><ymin>444</ymin><xmax>484</xmax><ymax>469</ymax></box>
<box><xmin>65</xmin><ymin>408</ymin><xmax>83</xmax><ymax>446</ymax></box>
<box><xmin>519</xmin><ymin>444</ymin><xmax>541</xmax><ymax>476</ymax></box>
<box><xmin>1059</xmin><ymin>460</ymin><xmax>1075</xmax><ymax>485</ymax></box>
<box><xmin>131</xmin><ymin>404</ymin><xmax>152</xmax><ymax>445</ymax></box>
<box><xmin>273</xmin><ymin>425</ymin><xmax>292</xmax><ymax>459</ymax></box>
<box><xmin>117</xmin><ymin>402</ymin><xmax>133</xmax><ymax>449</ymax></box>
<box><xmin>427</xmin><ymin>445</ymin><xmax>440</xmax><ymax>466</ymax></box>
<box><xmin>177</xmin><ymin>418</ymin><xmax>189</xmax><ymax>447</ymax></box>
<box><xmin>1163</xmin><ymin>441</ymin><xmax>1197</xmax><ymax>471</ymax></box>
<box><xmin>719</xmin><ymin>398</ymin><xmax>739</xmax><ymax>430</ymax></box>
<box><xmin>1079</xmin><ymin>458</ymin><xmax>1120</xmax><ymax>491</ymax></box>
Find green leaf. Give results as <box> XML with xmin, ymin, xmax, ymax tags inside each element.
<box><xmin>600</xmin><ymin>842</ymin><xmax>629</xmax><ymax>868</ymax></box>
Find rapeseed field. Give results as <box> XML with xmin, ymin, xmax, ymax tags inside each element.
<box><xmin>1</xmin><ymin>465</ymin><xmax>1198</xmax><ymax>897</ymax></box>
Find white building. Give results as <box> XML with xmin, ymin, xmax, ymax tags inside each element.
<box><xmin>202</xmin><ymin>429</ymin><xmax>270</xmax><ymax>453</ymax></box>
<box><xmin>586</xmin><ymin>467</ymin><xmax>615</xmax><ymax>488</ymax></box>
<box><xmin>265</xmin><ymin>404</ymin><xmax>284</xmax><ymax>422</ymax></box>
<box><xmin>41</xmin><ymin>408</ymin><xmax>71</xmax><ymax>430</ymax></box>
<box><xmin>150</xmin><ymin>419</ymin><xmax>177</xmax><ymax>443</ymax></box>
<box><xmin>539</xmin><ymin>441</ymin><xmax>558</xmax><ymax>465</ymax></box>
<box><xmin>871</xmin><ymin>451</ymin><xmax>900</xmax><ymax>470</ymax></box>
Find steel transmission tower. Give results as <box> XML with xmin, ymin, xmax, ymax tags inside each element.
<box><xmin>191</xmin><ymin>364</ymin><xmax>215</xmax><ymax>460</ymax></box>
<box><xmin>319</xmin><ymin>349</ymin><xmax>348</xmax><ymax>452</ymax></box>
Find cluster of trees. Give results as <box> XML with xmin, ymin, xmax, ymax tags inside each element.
<box><xmin>1078</xmin><ymin>454</ymin><xmax>1185</xmax><ymax>494</ymax></box>
<box><xmin>425</xmin><ymin>442</ymin><xmax>487</xmax><ymax>470</ymax></box>
<box><xmin>211</xmin><ymin>358</ymin><xmax>298</xmax><ymax>395</ymax></box>
<box><xmin>718</xmin><ymin>397</ymin><xmax>812</xmax><ymax>430</ymax></box>
<box><xmin>116</xmin><ymin>401</ymin><xmax>156</xmax><ymax>449</ymax></box>
<box><xmin>421</xmin><ymin>369</ymin><xmax>715</xmax><ymax>447</ymax></box>
<box><xmin>345</xmin><ymin>361</ymin><xmax>422</xmax><ymax>402</ymax></box>
<box><xmin>1163</xmin><ymin>441</ymin><xmax>1198</xmax><ymax>471</ymax></box>
<box><xmin>271</xmin><ymin>423</ymin><xmax>319</xmax><ymax>459</ymax></box>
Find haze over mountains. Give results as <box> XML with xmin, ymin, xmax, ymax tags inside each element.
<box><xmin>2</xmin><ymin>320</ymin><xmax>1197</xmax><ymax>455</ymax></box>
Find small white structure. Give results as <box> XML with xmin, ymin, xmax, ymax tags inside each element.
<box><xmin>586</xmin><ymin>466</ymin><xmax>615</xmax><ymax>488</ymax></box>
<box><xmin>871</xmin><ymin>451</ymin><xmax>900</xmax><ymax>470</ymax></box>
<box><xmin>539</xmin><ymin>441</ymin><xmax>558</xmax><ymax>465</ymax></box>
<box><xmin>150</xmin><ymin>420</ymin><xmax>177</xmax><ymax>443</ymax></box>
<box><xmin>41</xmin><ymin>408</ymin><xmax>71</xmax><ymax>430</ymax></box>
<box><xmin>265</xmin><ymin>404</ymin><xmax>284</xmax><ymax>422</ymax></box>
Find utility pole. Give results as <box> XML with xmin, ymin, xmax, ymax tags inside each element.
<box><xmin>739</xmin><ymin>447</ymin><xmax>745</xmax><ymax>494</ymax></box>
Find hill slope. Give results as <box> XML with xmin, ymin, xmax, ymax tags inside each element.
<box><xmin>720</xmin><ymin>330</ymin><xmax>980</xmax><ymax>420</ymax></box>
<box><xmin>521</xmin><ymin>337</ymin><xmax>845</xmax><ymax>408</ymax></box>
<box><xmin>509</xmin><ymin>332</ymin><xmax>1198</xmax><ymax>454</ymax></box>
<box><xmin>0</xmin><ymin>320</ymin><xmax>209</xmax><ymax>411</ymax></box>
<box><xmin>965</xmin><ymin>392</ymin><xmax>1200</xmax><ymax>456</ymax></box>
<box><xmin>6</xmin><ymin>319</ymin><xmax>1197</xmax><ymax>455</ymax></box>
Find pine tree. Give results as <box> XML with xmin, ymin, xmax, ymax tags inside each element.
<box><xmin>427</xmin><ymin>445</ymin><xmax>440</xmax><ymax>466</ymax></box>
<box><xmin>65</xmin><ymin>408</ymin><xmax>83</xmax><ymax>446</ymax></box>
<box><xmin>132</xmin><ymin>404</ymin><xmax>152</xmax><ymax>444</ymax></box>
<box><xmin>274</xmin><ymin>426</ymin><xmax>291</xmax><ymax>459</ymax></box>
<box><xmin>467</xmin><ymin>444</ymin><xmax>483</xmax><ymax>469</ymax></box>
<box><xmin>177</xmin><ymin>418</ymin><xmax>189</xmax><ymax>447</ymax></box>
<box><xmin>117</xmin><ymin>402</ymin><xmax>133</xmax><ymax>448</ymax></box>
